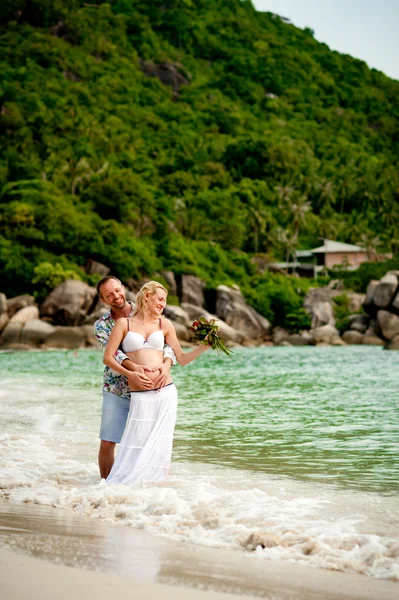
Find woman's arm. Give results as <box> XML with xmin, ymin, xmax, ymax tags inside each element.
<box><xmin>163</xmin><ymin>319</ymin><xmax>210</xmax><ymax>366</ymax></box>
<box><xmin>103</xmin><ymin>319</ymin><xmax>135</xmax><ymax>377</ymax></box>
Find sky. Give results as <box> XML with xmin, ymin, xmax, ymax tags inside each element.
<box><xmin>252</xmin><ymin>0</ymin><xmax>399</xmax><ymax>81</ymax></box>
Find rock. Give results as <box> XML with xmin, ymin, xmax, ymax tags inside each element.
<box><xmin>9</xmin><ymin>305</ymin><xmax>39</xmax><ymax>324</ymax></box>
<box><xmin>0</xmin><ymin>312</ymin><xmax>8</xmax><ymax>333</ymax></box>
<box><xmin>83</xmin><ymin>305</ymin><xmax>109</xmax><ymax>325</ymax></box>
<box><xmin>163</xmin><ymin>305</ymin><xmax>191</xmax><ymax>327</ymax></box>
<box><xmin>363</xmin><ymin>335</ymin><xmax>384</xmax><ymax>346</ymax></box>
<box><xmin>309</xmin><ymin>301</ymin><xmax>335</xmax><ymax>328</ymax></box>
<box><xmin>0</xmin><ymin>293</ymin><xmax>7</xmax><ymax>315</ymax></box>
<box><xmin>0</xmin><ymin>322</ymin><xmax>23</xmax><ymax>346</ymax></box>
<box><xmin>278</xmin><ymin>340</ymin><xmax>292</xmax><ymax>347</ymax></box>
<box><xmin>365</xmin><ymin>318</ymin><xmax>378</xmax><ymax>337</ymax></box>
<box><xmin>179</xmin><ymin>275</ymin><xmax>205</xmax><ymax>307</ymax></box>
<box><xmin>376</xmin><ymin>310</ymin><xmax>399</xmax><ymax>340</ymax></box>
<box><xmin>392</xmin><ymin>290</ymin><xmax>399</xmax><ymax>314</ymax></box>
<box><xmin>140</xmin><ymin>60</ymin><xmax>189</xmax><ymax>93</ymax></box>
<box><xmin>42</xmin><ymin>327</ymin><xmax>87</xmax><ymax>349</ymax></box>
<box><xmin>272</xmin><ymin>327</ymin><xmax>290</xmax><ymax>345</ymax></box>
<box><xmin>384</xmin><ymin>334</ymin><xmax>399</xmax><ymax>350</ymax></box>
<box><xmin>20</xmin><ymin>319</ymin><xmax>56</xmax><ymax>346</ymax></box>
<box><xmin>80</xmin><ymin>324</ymin><xmax>99</xmax><ymax>347</ymax></box>
<box><xmin>311</xmin><ymin>324</ymin><xmax>340</xmax><ymax>344</ymax></box>
<box><xmin>373</xmin><ymin>274</ymin><xmax>398</xmax><ymax>309</ymax></box>
<box><xmin>161</xmin><ymin>271</ymin><xmax>177</xmax><ymax>296</ymax></box>
<box><xmin>362</xmin><ymin>280</ymin><xmax>379</xmax><ymax>314</ymax></box>
<box><xmin>342</xmin><ymin>330</ymin><xmax>364</xmax><ymax>345</ymax></box>
<box><xmin>286</xmin><ymin>333</ymin><xmax>311</xmax><ymax>346</ymax></box>
<box><xmin>7</xmin><ymin>294</ymin><xmax>35</xmax><ymax>318</ymax></box>
<box><xmin>40</xmin><ymin>280</ymin><xmax>97</xmax><ymax>326</ymax></box>
<box><xmin>181</xmin><ymin>303</ymin><xmax>244</xmax><ymax>344</ymax></box>
<box><xmin>331</xmin><ymin>336</ymin><xmax>346</xmax><ymax>346</ymax></box>
<box><xmin>347</xmin><ymin>314</ymin><xmax>370</xmax><ymax>333</ymax></box>
<box><xmin>346</xmin><ymin>292</ymin><xmax>366</xmax><ymax>313</ymax></box>
<box><xmin>84</xmin><ymin>259</ymin><xmax>110</xmax><ymax>277</ymax></box>
<box><xmin>215</xmin><ymin>285</ymin><xmax>271</xmax><ymax>340</ymax></box>
<box><xmin>171</xmin><ymin>320</ymin><xmax>191</xmax><ymax>342</ymax></box>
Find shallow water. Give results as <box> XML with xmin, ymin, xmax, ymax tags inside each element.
<box><xmin>0</xmin><ymin>346</ymin><xmax>398</xmax><ymax>581</ymax></box>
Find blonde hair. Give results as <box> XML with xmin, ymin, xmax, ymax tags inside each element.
<box><xmin>133</xmin><ymin>281</ymin><xmax>168</xmax><ymax>316</ymax></box>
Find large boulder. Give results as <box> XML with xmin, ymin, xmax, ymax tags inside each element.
<box><xmin>346</xmin><ymin>292</ymin><xmax>366</xmax><ymax>313</ymax></box>
<box><xmin>0</xmin><ymin>322</ymin><xmax>23</xmax><ymax>346</ymax></box>
<box><xmin>373</xmin><ymin>274</ymin><xmax>399</xmax><ymax>309</ymax></box>
<box><xmin>84</xmin><ymin>259</ymin><xmax>110</xmax><ymax>277</ymax></box>
<box><xmin>347</xmin><ymin>314</ymin><xmax>370</xmax><ymax>333</ymax></box>
<box><xmin>7</xmin><ymin>294</ymin><xmax>35</xmax><ymax>318</ymax></box>
<box><xmin>181</xmin><ymin>303</ymin><xmax>244</xmax><ymax>344</ymax></box>
<box><xmin>9</xmin><ymin>305</ymin><xmax>39</xmax><ymax>324</ymax></box>
<box><xmin>215</xmin><ymin>286</ymin><xmax>271</xmax><ymax>340</ymax></box>
<box><xmin>0</xmin><ymin>293</ymin><xmax>7</xmax><ymax>315</ymax></box>
<box><xmin>163</xmin><ymin>305</ymin><xmax>191</xmax><ymax>327</ymax></box>
<box><xmin>391</xmin><ymin>290</ymin><xmax>399</xmax><ymax>314</ymax></box>
<box><xmin>342</xmin><ymin>330</ymin><xmax>364</xmax><ymax>345</ymax></box>
<box><xmin>308</xmin><ymin>301</ymin><xmax>335</xmax><ymax>328</ymax></box>
<box><xmin>171</xmin><ymin>320</ymin><xmax>192</xmax><ymax>342</ymax></box>
<box><xmin>161</xmin><ymin>271</ymin><xmax>177</xmax><ymax>296</ymax></box>
<box><xmin>0</xmin><ymin>312</ymin><xmax>8</xmax><ymax>333</ymax></box>
<box><xmin>20</xmin><ymin>319</ymin><xmax>56</xmax><ymax>346</ymax></box>
<box><xmin>311</xmin><ymin>324</ymin><xmax>340</xmax><ymax>344</ymax></box>
<box><xmin>179</xmin><ymin>275</ymin><xmax>205</xmax><ymax>307</ymax></box>
<box><xmin>80</xmin><ymin>324</ymin><xmax>100</xmax><ymax>347</ymax></box>
<box><xmin>286</xmin><ymin>333</ymin><xmax>312</xmax><ymax>346</ymax></box>
<box><xmin>363</xmin><ymin>335</ymin><xmax>384</xmax><ymax>346</ymax></box>
<box><xmin>272</xmin><ymin>327</ymin><xmax>290</xmax><ymax>345</ymax></box>
<box><xmin>376</xmin><ymin>310</ymin><xmax>399</xmax><ymax>341</ymax></box>
<box><xmin>42</xmin><ymin>326</ymin><xmax>87</xmax><ymax>349</ymax></box>
<box><xmin>40</xmin><ymin>280</ymin><xmax>97</xmax><ymax>326</ymax></box>
<box><xmin>362</xmin><ymin>280</ymin><xmax>379</xmax><ymax>314</ymax></box>
<box><xmin>384</xmin><ymin>334</ymin><xmax>399</xmax><ymax>350</ymax></box>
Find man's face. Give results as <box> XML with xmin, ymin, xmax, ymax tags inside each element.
<box><xmin>100</xmin><ymin>279</ymin><xmax>126</xmax><ymax>310</ymax></box>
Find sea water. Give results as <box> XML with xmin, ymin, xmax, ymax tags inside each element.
<box><xmin>1</xmin><ymin>346</ymin><xmax>398</xmax><ymax>581</ymax></box>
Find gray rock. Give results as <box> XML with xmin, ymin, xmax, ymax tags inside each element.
<box><xmin>309</xmin><ymin>301</ymin><xmax>335</xmax><ymax>328</ymax></box>
<box><xmin>346</xmin><ymin>292</ymin><xmax>366</xmax><ymax>313</ymax></box>
<box><xmin>9</xmin><ymin>305</ymin><xmax>39</xmax><ymax>324</ymax></box>
<box><xmin>391</xmin><ymin>291</ymin><xmax>399</xmax><ymax>313</ymax></box>
<box><xmin>163</xmin><ymin>305</ymin><xmax>191</xmax><ymax>327</ymax></box>
<box><xmin>0</xmin><ymin>322</ymin><xmax>23</xmax><ymax>346</ymax></box>
<box><xmin>84</xmin><ymin>259</ymin><xmax>110</xmax><ymax>277</ymax></box>
<box><xmin>7</xmin><ymin>294</ymin><xmax>35</xmax><ymax>318</ymax></box>
<box><xmin>0</xmin><ymin>312</ymin><xmax>9</xmax><ymax>333</ymax></box>
<box><xmin>286</xmin><ymin>333</ymin><xmax>311</xmax><ymax>346</ymax></box>
<box><xmin>215</xmin><ymin>285</ymin><xmax>270</xmax><ymax>340</ymax></box>
<box><xmin>42</xmin><ymin>326</ymin><xmax>87</xmax><ymax>349</ymax></box>
<box><xmin>21</xmin><ymin>319</ymin><xmax>56</xmax><ymax>346</ymax></box>
<box><xmin>348</xmin><ymin>314</ymin><xmax>370</xmax><ymax>333</ymax></box>
<box><xmin>384</xmin><ymin>334</ymin><xmax>399</xmax><ymax>350</ymax></box>
<box><xmin>181</xmin><ymin>303</ymin><xmax>244</xmax><ymax>343</ymax></box>
<box><xmin>376</xmin><ymin>310</ymin><xmax>399</xmax><ymax>340</ymax></box>
<box><xmin>331</xmin><ymin>336</ymin><xmax>346</xmax><ymax>346</ymax></box>
<box><xmin>272</xmin><ymin>327</ymin><xmax>290</xmax><ymax>345</ymax></box>
<box><xmin>161</xmin><ymin>271</ymin><xmax>177</xmax><ymax>296</ymax></box>
<box><xmin>83</xmin><ymin>305</ymin><xmax>109</xmax><ymax>325</ymax></box>
<box><xmin>0</xmin><ymin>293</ymin><xmax>7</xmax><ymax>315</ymax></box>
<box><xmin>79</xmin><ymin>324</ymin><xmax>99</xmax><ymax>347</ymax></box>
<box><xmin>362</xmin><ymin>280</ymin><xmax>379</xmax><ymax>314</ymax></box>
<box><xmin>373</xmin><ymin>274</ymin><xmax>398</xmax><ymax>308</ymax></box>
<box><xmin>342</xmin><ymin>330</ymin><xmax>364</xmax><ymax>345</ymax></box>
<box><xmin>363</xmin><ymin>335</ymin><xmax>384</xmax><ymax>346</ymax></box>
<box><xmin>278</xmin><ymin>340</ymin><xmax>292</xmax><ymax>347</ymax></box>
<box><xmin>180</xmin><ymin>275</ymin><xmax>205</xmax><ymax>307</ymax></box>
<box><xmin>40</xmin><ymin>280</ymin><xmax>97</xmax><ymax>326</ymax></box>
<box><xmin>171</xmin><ymin>320</ymin><xmax>191</xmax><ymax>342</ymax></box>
<box><xmin>311</xmin><ymin>324</ymin><xmax>340</xmax><ymax>344</ymax></box>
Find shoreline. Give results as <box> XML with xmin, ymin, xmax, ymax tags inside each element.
<box><xmin>1</xmin><ymin>500</ymin><xmax>398</xmax><ymax>600</ymax></box>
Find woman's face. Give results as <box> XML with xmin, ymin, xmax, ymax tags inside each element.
<box><xmin>146</xmin><ymin>288</ymin><xmax>167</xmax><ymax>315</ymax></box>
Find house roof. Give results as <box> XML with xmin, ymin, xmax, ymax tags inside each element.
<box><xmin>311</xmin><ymin>239</ymin><xmax>364</xmax><ymax>254</ymax></box>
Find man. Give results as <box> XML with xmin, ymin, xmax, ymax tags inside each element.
<box><xmin>94</xmin><ymin>275</ymin><xmax>175</xmax><ymax>479</ymax></box>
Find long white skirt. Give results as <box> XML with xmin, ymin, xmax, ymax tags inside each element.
<box><xmin>106</xmin><ymin>383</ymin><xmax>178</xmax><ymax>485</ymax></box>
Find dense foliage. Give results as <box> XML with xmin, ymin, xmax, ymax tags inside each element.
<box><xmin>1</xmin><ymin>1</ymin><xmax>398</xmax><ymax>329</ymax></box>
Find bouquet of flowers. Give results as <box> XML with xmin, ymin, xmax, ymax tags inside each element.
<box><xmin>190</xmin><ymin>316</ymin><xmax>233</xmax><ymax>357</ymax></box>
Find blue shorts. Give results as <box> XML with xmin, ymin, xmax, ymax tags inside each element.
<box><xmin>99</xmin><ymin>391</ymin><xmax>130</xmax><ymax>443</ymax></box>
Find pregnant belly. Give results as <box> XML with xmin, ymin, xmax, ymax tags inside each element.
<box><xmin>126</xmin><ymin>350</ymin><xmax>172</xmax><ymax>391</ymax></box>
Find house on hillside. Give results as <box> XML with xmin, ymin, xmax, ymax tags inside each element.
<box><xmin>308</xmin><ymin>239</ymin><xmax>368</xmax><ymax>270</ymax></box>
<box><xmin>268</xmin><ymin>239</ymin><xmax>369</xmax><ymax>277</ymax></box>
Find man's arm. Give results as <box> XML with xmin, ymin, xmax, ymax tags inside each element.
<box><xmin>94</xmin><ymin>318</ymin><xmax>137</xmax><ymax>371</ymax></box>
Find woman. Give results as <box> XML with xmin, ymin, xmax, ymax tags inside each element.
<box><xmin>103</xmin><ymin>280</ymin><xmax>210</xmax><ymax>484</ymax></box>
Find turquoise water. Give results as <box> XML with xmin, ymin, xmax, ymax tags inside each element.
<box><xmin>1</xmin><ymin>345</ymin><xmax>398</xmax><ymax>494</ymax></box>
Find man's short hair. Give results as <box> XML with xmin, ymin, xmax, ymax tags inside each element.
<box><xmin>96</xmin><ymin>276</ymin><xmax>123</xmax><ymax>298</ymax></box>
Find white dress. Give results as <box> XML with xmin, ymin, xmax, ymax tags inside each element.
<box><xmin>106</xmin><ymin>383</ymin><xmax>178</xmax><ymax>484</ymax></box>
<box><xmin>106</xmin><ymin>320</ymin><xmax>178</xmax><ymax>485</ymax></box>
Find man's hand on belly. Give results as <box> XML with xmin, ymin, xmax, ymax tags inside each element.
<box><xmin>127</xmin><ymin>366</ymin><xmax>154</xmax><ymax>390</ymax></box>
<box><xmin>149</xmin><ymin>358</ymin><xmax>172</xmax><ymax>389</ymax></box>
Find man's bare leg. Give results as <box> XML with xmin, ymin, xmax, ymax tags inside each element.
<box><xmin>98</xmin><ymin>440</ymin><xmax>116</xmax><ymax>479</ymax></box>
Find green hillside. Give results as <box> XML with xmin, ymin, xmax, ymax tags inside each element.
<box><xmin>1</xmin><ymin>0</ymin><xmax>399</xmax><ymax>307</ymax></box>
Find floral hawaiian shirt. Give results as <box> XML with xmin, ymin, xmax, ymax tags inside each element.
<box><xmin>94</xmin><ymin>302</ymin><xmax>176</xmax><ymax>399</ymax></box>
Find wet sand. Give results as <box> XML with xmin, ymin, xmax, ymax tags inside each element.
<box><xmin>0</xmin><ymin>500</ymin><xmax>398</xmax><ymax>600</ymax></box>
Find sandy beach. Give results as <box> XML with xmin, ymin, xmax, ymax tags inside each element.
<box><xmin>0</xmin><ymin>500</ymin><xmax>398</xmax><ymax>600</ymax></box>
